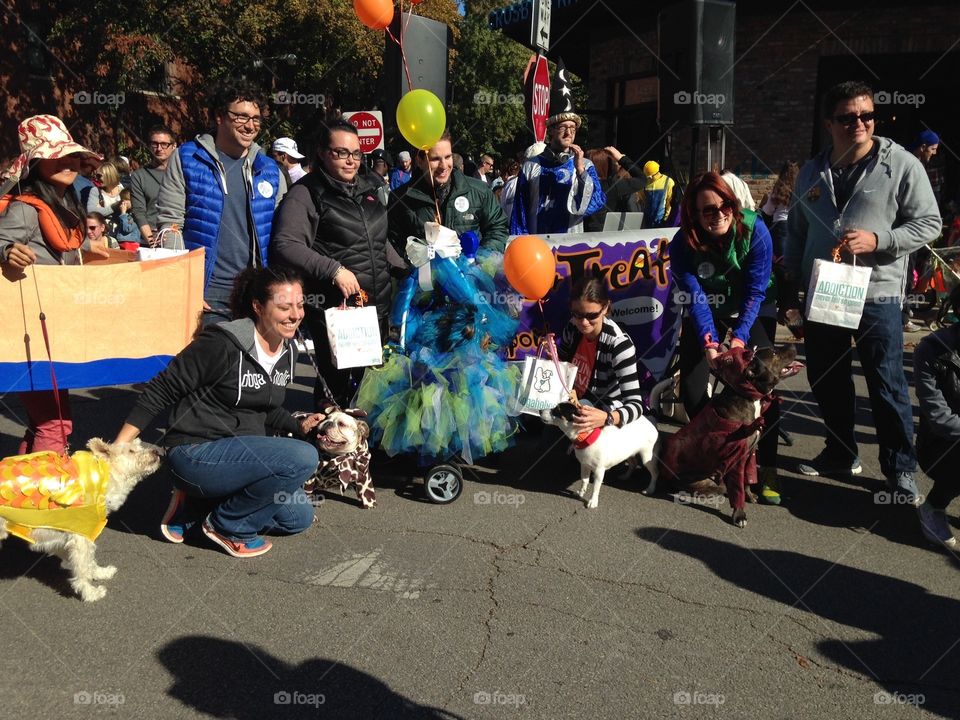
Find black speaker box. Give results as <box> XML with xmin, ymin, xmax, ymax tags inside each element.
<box><xmin>658</xmin><ymin>0</ymin><xmax>735</xmax><ymax>126</ymax></box>
<box><xmin>382</xmin><ymin>13</ymin><xmax>450</xmax><ymax>114</ymax></box>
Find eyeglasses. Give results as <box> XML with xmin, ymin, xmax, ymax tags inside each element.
<box><xmin>571</xmin><ymin>309</ymin><xmax>604</xmax><ymax>321</ymax></box>
<box><xmin>149</xmin><ymin>141</ymin><xmax>174</xmax><ymax>149</ymax></box>
<box><xmin>832</xmin><ymin>111</ymin><xmax>876</xmax><ymax>127</ymax></box>
<box><xmin>699</xmin><ymin>201</ymin><xmax>735</xmax><ymax>219</ymax></box>
<box><xmin>480</xmin><ymin>160</ymin><xmax>493</xmax><ymax>167</ymax></box>
<box><xmin>328</xmin><ymin>147</ymin><xmax>363</xmax><ymax>161</ymax></box>
<box><xmin>226</xmin><ymin>110</ymin><xmax>263</xmax><ymax>127</ymax></box>
<box><xmin>86</xmin><ymin>225</ymin><xmax>101</xmax><ymax>231</ymax></box>
<box><xmin>554</xmin><ymin>124</ymin><xmax>577</xmax><ymax>134</ymax></box>
<box><xmin>92</xmin><ymin>173</ymin><xmax>103</xmax><ymax>180</ymax></box>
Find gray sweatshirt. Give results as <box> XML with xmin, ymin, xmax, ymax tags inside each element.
<box><xmin>786</xmin><ymin>136</ymin><xmax>941</xmax><ymax>303</ymax></box>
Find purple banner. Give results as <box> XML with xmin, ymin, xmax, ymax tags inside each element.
<box><xmin>506</xmin><ymin>230</ymin><xmax>681</xmax><ymax>387</ymax></box>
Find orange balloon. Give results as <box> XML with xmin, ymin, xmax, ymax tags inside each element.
<box><xmin>354</xmin><ymin>0</ymin><xmax>394</xmax><ymax>30</ymax></box>
<box><xmin>504</xmin><ymin>235</ymin><xmax>557</xmax><ymax>301</ymax></box>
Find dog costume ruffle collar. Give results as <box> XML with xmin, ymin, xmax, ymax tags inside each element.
<box><xmin>0</xmin><ymin>451</ymin><xmax>110</xmax><ymax>543</ymax></box>
<box><xmin>314</xmin><ymin>439</ymin><xmax>375</xmax><ymax>509</ymax></box>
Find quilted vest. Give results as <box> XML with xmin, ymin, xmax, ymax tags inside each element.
<box><xmin>179</xmin><ymin>141</ymin><xmax>280</xmax><ymax>287</ymax></box>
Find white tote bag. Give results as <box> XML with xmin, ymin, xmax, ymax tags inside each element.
<box><xmin>515</xmin><ymin>355</ymin><xmax>578</xmax><ymax>416</ymax></box>
<box><xmin>324</xmin><ymin>303</ymin><xmax>383</xmax><ymax>369</ymax></box>
<box><xmin>805</xmin><ymin>258</ymin><xmax>872</xmax><ymax>330</ymax></box>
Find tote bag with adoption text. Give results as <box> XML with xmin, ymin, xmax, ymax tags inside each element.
<box><xmin>805</xmin><ymin>258</ymin><xmax>872</xmax><ymax>330</ymax></box>
<box><xmin>324</xmin><ymin>303</ymin><xmax>383</xmax><ymax>369</ymax></box>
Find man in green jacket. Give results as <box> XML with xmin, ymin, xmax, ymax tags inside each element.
<box><xmin>388</xmin><ymin>131</ymin><xmax>508</xmax><ymax>259</ymax></box>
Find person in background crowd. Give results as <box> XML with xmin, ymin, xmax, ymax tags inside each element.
<box><xmin>389</xmin><ymin>150</ymin><xmax>412</xmax><ymax>190</ymax></box>
<box><xmin>511</xmin><ymin>59</ymin><xmax>605</xmax><ymax>234</ymax></box>
<box><xmin>388</xmin><ymin>130</ymin><xmax>508</xmax><ymax>255</ymax></box>
<box><xmin>584</xmin><ymin>148</ymin><xmax>643</xmax><ymax>232</ymax></box>
<box><xmin>156</xmin><ymin>82</ymin><xmax>287</xmax><ymax>326</ymax></box>
<box><xmin>130</xmin><ymin>125</ymin><xmax>177</xmax><ymax>246</ymax></box>
<box><xmin>903</xmin><ymin>129</ymin><xmax>943</xmax><ymax>331</ymax></box>
<box><xmin>914</xmin><ymin>285</ymin><xmax>960</xmax><ymax>549</ymax></box>
<box><xmin>720</xmin><ymin>169</ymin><xmax>757</xmax><ymax>211</ymax></box>
<box><xmin>760</xmin><ymin>161</ymin><xmax>800</xmax><ymax>334</ymax></box>
<box><xmin>670</xmin><ymin>171</ymin><xmax>783</xmax><ymax>504</ymax></box>
<box><xmin>269</xmin><ymin>119</ymin><xmax>390</xmax><ymax>408</ymax></box>
<box><xmin>0</xmin><ymin>114</ymin><xmax>109</xmax><ymax>455</ymax></box>
<box><xmin>474</xmin><ymin>154</ymin><xmax>494</xmax><ymax>184</ymax></box>
<box><xmin>271</xmin><ymin>137</ymin><xmax>308</xmax><ymax>184</ymax></box>
<box><xmin>85</xmin><ymin>211</ymin><xmax>119</xmax><ymax>249</ymax></box>
<box><xmin>114</xmin><ymin>266</ymin><xmax>323</xmax><ymax>558</ymax></box>
<box><xmin>452</xmin><ymin>153</ymin><xmax>464</xmax><ymax>173</ymax></box>
<box><xmin>498</xmin><ymin>158</ymin><xmax>522</xmax><ymax>221</ymax></box>
<box><xmin>786</xmin><ymin>80</ymin><xmax>941</xmax><ymax>502</ymax></box>
<box><xmin>369</xmin><ymin>149</ymin><xmax>390</xmax><ymax>186</ymax></box>
<box><xmin>113</xmin><ymin>156</ymin><xmax>133</xmax><ymax>188</ymax></box>
<box><xmin>85</xmin><ymin>161</ymin><xmax>140</xmax><ymax>244</ymax></box>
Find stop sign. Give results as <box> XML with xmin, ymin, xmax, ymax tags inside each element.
<box><xmin>530</xmin><ymin>55</ymin><xmax>551</xmax><ymax>144</ymax></box>
<box><xmin>342</xmin><ymin>110</ymin><xmax>384</xmax><ymax>153</ymax></box>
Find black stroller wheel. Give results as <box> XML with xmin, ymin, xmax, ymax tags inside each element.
<box><xmin>423</xmin><ymin>464</ymin><xmax>463</xmax><ymax>504</ymax></box>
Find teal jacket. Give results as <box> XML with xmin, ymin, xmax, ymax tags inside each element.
<box><xmin>387</xmin><ymin>168</ymin><xmax>508</xmax><ymax>259</ymax></box>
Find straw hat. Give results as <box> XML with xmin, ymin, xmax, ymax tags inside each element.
<box><xmin>2</xmin><ymin>115</ymin><xmax>101</xmax><ymax>186</ymax></box>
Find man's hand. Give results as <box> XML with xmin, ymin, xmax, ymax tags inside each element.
<box><xmin>705</xmin><ymin>346</ymin><xmax>720</xmax><ymax>369</ymax></box>
<box><xmin>569</xmin><ymin>144</ymin><xmax>586</xmax><ymax>175</ymax></box>
<box><xmin>842</xmin><ymin>228</ymin><xmax>878</xmax><ymax>255</ymax></box>
<box><xmin>4</xmin><ymin>242</ymin><xmax>37</xmax><ymax>269</ymax></box>
<box><xmin>334</xmin><ymin>267</ymin><xmax>362</xmax><ymax>298</ymax></box>
<box><xmin>139</xmin><ymin>224</ymin><xmax>154</xmax><ymax>245</ymax></box>
<box><xmin>604</xmin><ymin>146</ymin><xmax>624</xmax><ymax>162</ymax></box>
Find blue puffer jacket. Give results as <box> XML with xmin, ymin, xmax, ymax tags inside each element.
<box><xmin>156</xmin><ymin>134</ymin><xmax>286</xmax><ymax>288</ymax></box>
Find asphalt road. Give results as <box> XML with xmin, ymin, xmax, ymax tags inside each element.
<box><xmin>1</xmin><ymin>327</ymin><xmax>958</xmax><ymax>719</ymax></box>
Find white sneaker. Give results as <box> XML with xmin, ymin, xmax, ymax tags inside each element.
<box><xmin>917</xmin><ymin>502</ymin><xmax>957</xmax><ymax>549</ymax></box>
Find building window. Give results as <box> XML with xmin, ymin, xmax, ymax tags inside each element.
<box><xmin>611</xmin><ymin>76</ymin><xmax>657</xmax><ymax>109</ymax></box>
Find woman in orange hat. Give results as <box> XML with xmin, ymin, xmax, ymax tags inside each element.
<box><xmin>0</xmin><ymin>114</ymin><xmax>109</xmax><ymax>454</ymax></box>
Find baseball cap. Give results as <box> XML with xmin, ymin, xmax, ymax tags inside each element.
<box><xmin>397</xmin><ymin>151</ymin><xmax>411</xmax><ymax>162</ymax></box>
<box><xmin>272</xmin><ymin>137</ymin><xmax>305</xmax><ymax>160</ymax></box>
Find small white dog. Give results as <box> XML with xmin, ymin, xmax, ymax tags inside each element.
<box><xmin>0</xmin><ymin>438</ymin><xmax>162</xmax><ymax>601</ymax></box>
<box><xmin>304</xmin><ymin>409</ymin><xmax>375</xmax><ymax>508</ymax></box>
<box><xmin>540</xmin><ymin>402</ymin><xmax>659</xmax><ymax>509</ymax></box>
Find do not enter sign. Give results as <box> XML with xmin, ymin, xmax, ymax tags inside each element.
<box><xmin>530</xmin><ymin>55</ymin><xmax>550</xmax><ymax>144</ymax></box>
<box><xmin>342</xmin><ymin>110</ymin><xmax>384</xmax><ymax>153</ymax></box>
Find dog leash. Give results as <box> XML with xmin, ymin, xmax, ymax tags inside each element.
<box><xmin>30</xmin><ymin>267</ymin><xmax>69</xmax><ymax>454</ymax></box>
<box><xmin>295</xmin><ymin>328</ymin><xmax>340</xmax><ymax>411</ymax></box>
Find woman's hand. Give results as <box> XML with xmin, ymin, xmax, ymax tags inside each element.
<box><xmin>114</xmin><ymin>423</ymin><xmax>141</xmax><ymax>444</ymax></box>
<box><xmin>334</xmin><ymin>267</ymin><xmax>362</xmax><ymax>299</ymax></box>
<box><xmin>87</xmin><ymin>239</ymin><xmax>110</xmax><ymax>258</ymax></box>
<box><xmin>573</xmin><ymin>404</ymin><xmax>608</xmax><ymax>432</ymax></box>
<box><xmin>4</xmin><ymin>242</ymin><xmax>37</xmax><ymax>269</ymax></box>
<box><xmin>705</xmin><ymin>346</ymin><xmax>720</xmax><ymax>369</ymax></box>
<box><xmin>298</xmin><ymin>413</ymin><xmax>326</xmax><ymax>436</ymax></box>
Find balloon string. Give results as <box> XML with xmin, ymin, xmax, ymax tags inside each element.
<box><xmin>426</xmin><ymin>152</ymin><xmax>441</xmax><ymax>224</ymax></box>
<box><xmin>386</xmin><ymin>29</ymin><xmax>414</xmax><ymax>93</ymax></box>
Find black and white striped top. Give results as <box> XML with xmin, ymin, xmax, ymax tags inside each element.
<box><xmin>558</xmin><ymin>317</ymin><xmax>645</xmax><ymax>425</ymax></box>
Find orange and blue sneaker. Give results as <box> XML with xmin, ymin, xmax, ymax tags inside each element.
<box><xmin>201</xmin><ymin>514</ymin><xmax>272</xmax><ymax>558</ymax></box>
<box><xmin>160</xmin><ymin>489</ymin><xmax>197</xmax><ymax>544</ymax></box>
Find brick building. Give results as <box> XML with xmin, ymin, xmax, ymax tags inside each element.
<box><xmin>491</xmin><ymin>0</ymin><xmax>959</xmax><ymax>202</ymax></box>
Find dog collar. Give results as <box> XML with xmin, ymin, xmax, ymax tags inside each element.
<box><xmin>573</xmin><ymin>427</ymin><xmax>602</xmax><ymax>449</ymax></box>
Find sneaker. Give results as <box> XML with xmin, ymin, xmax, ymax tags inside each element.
<box><xmin>758</xmin><ymin>466</ymin><xmax>782</xmax><ymax>506</ymax></box>
<box><xmin>903</xmin><ymin>321</ymin><xmax>923</xmax><ymax>333</ymax></box>
<box><xmin>889</xmin><ymin>472</ymin><xmax>922</xmax><ymax>506</ymax></box>
<box><xmin>798</xmin><ymin>451</ymin><xmax>862</xmax><ymax>477</ymax></box>
<box><xmin>917</xmin><ymin>502</ymin><xmax>957</xmax><ymax>548</ymax></box>
<box><xmin>201</xmin><ymin>514</ymin><xmax>272</xmax><ymax>558</ymax></box>
<box><xmin>160</xmin><ymin>489</ymin><xmax>194</xmax><ymax>544</ymax></box>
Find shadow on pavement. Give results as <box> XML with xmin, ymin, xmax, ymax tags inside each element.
<box><xmin>635</xmin><ymin>527</ymin><xmax>960</xmax><ymax>718</ymax></box>
<box><xmin>157</xmin><ymin>635</ymin><xmax>466</xmax><ymax>719</ymax></box>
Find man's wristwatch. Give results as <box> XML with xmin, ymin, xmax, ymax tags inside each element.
<box><xmin>605</xmin><ymin>411</ymin><xmax>615</xmax><ymax>427</ymax></box>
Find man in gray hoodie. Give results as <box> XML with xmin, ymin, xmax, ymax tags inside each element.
<box><xmin>786</xmin><ymin>80</ymin><xmax>941</xmax><ymax>503</ymax></box>
<box><xmin>156</xmin><ymin>84</ymin><xmax>286</xmax><ymax>325</ymax></box>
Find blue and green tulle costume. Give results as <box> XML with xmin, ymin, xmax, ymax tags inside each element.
<box><xmin>356</xmin><ymin>226</ymin><xmax>521</xmax><ymax>465</ymax></box>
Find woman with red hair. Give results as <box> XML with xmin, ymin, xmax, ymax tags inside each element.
<box><xmin>669</xmin><ymin>171</ymin><xmax>783</xmax><ymax>503</ymax></box>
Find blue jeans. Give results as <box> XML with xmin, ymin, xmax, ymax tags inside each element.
<box><xmin>167</xmin><ymin>436</ymin><xmax>318</xmax><ymax>541</ymax></box>
<box><xmin>202</xmin><ymin>284</ymin><xmax>234</xmax><ymax>327</ymax></box>
<box><xmin>804</xmin><ymin>300</ymin><xmax>916</xmax><ymax>476</ymax></box>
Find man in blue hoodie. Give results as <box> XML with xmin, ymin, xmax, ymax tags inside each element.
<box><xmin>156</xmin><ymin>83</ymin><xmax>286</xmax><ymax>324</ymax></box>
<box><xmin>786</xmin><ymin>81</ymin><xmax>941</xmax><ymax>503</ymax></box>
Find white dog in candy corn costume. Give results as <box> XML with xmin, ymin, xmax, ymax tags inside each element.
<box><xmin>0</xmin><ymin>438</ymin><xmax>161</xmax><ymax>601</ymax></box>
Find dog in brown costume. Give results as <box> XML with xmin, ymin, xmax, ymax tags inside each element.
<box><xmin>303</xmin><ymin>408</ymin><xmax>375</xmax><ymax>508</ymax></box>
<box><xmin>654</xmin><ymin>345</ymin><xmax>796</xmax><ymax>528</ymax></box>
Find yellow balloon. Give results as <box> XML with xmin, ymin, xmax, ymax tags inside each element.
<box><xmin>396</xmin><ymin>89</ymin><xmax>447</xmax><ymax>151</ymax></box>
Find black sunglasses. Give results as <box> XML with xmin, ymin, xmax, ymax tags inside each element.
<box><xmin>699</xmin><ymin>200</ymin><xmax>735</xmax><ymax>219</ymax></box>
<box><xmin>832</xmin><ymin>111</ymin><xmax>876</xmax><ymax>127</ymax></box>
<box><xmin>571</xmin><ymin>309</ymin><xmax>604</xmax><ymax>321</ymax></box>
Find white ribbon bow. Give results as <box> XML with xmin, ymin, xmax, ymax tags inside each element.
<box><xmin>406</xmin><ymin>222</ymin><xmax>462</xmax><ymax>291</ymax></box>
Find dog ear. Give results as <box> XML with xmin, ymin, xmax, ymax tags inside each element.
<box><xmin>778</xmin><ymin>344</ymin><xmax>797</xmax><ymax>364</ymax></box>
<box><xmin>344</xmin><ymin>407</ymin><xmax>368</xmax><ymax>419</ymax></box>
<box><xmin>87</xmin><ymin>437</ymin><xmax>111</xmax><ymax>457</ymax></box>
<box><xmin>357</xmin><ymin>420</ymin><xmax>370</xmax><ymax>440</ymax></box>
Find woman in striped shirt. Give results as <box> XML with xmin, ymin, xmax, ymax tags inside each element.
<box><xmin>558</xmin><ymin>267</ymin><xmax>646</xmax><ymax>432</ymax></box>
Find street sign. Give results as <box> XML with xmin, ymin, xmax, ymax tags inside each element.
<box><xmin>342</xmin><ymin>110</ymin><xmax>384</xmax><ymax>153</ymax></box>
<box><xmin>530</xmin><ymin>0</ymin><xmax>551</xmax><ymax>52</ymax></box>
<box><xmin>530</xmin><ymin>54</ymin><xmax>550</xmax><ymax>144</ymax></box>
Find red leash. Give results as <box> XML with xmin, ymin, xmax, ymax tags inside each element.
<box><xmin>31</xmin><ymin>268</ymin><xmax>68</xmax><ymax>454</ymax></box>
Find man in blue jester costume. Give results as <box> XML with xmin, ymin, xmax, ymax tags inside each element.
<box><xmin>510</xmin><ymin>58</ymin><xmax>606</xmax><ymax>235</ymax></box>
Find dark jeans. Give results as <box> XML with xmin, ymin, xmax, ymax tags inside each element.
<box><xmin>202</xmin><ymin>285</ymin><xmax>234</xmax><ymax>327</ymax></box>
<box><xmin>804</xmin><ymin>300</ymin><xmax>916</xmax><ymax>476</ymax></box>
<box><xmin>167</xmin><ymin>436</ymin><xmax>318</xmax><ymax>541</ymax></box>
<box><xmin>304</xmin><ymin>309</ymin><xmax>388</xmax><ymax>410</ymax></box>
<box><xmin>679</xmin><ymin>314</ymin><xmax>781</xmax><ymax>467</ymax></box>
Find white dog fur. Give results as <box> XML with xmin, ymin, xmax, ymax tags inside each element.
<box><xmin>0</xmin><ymin>438</ymin><xmax>162</xmax><ymax>602</ymax></box>
<box><xmin>540</xmin><ymin>403</ymin><xmax>659</xmax><ymax>509</ymax></box>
